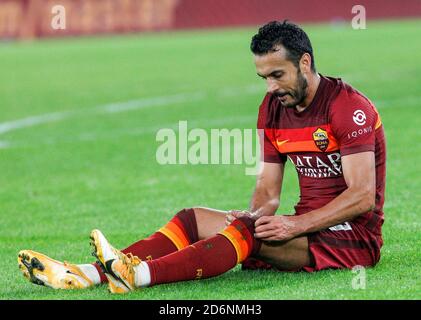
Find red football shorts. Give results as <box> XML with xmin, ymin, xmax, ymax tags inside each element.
<box><xmin>303</xmin><ymin>221</ymin><xmax>382</xmax><ymax>272</ymax></box>
<box><xmin>242</xmin><ymin>222</ymin><xmax>383</xmax><ymax>272</ymax></box>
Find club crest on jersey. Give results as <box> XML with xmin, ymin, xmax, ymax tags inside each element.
<box><xmin>312</xmin><ymin>128</ymin><xmax>329</xmax><ymax>151</ymax></box>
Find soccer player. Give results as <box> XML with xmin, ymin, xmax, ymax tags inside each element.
<box><xmin>18</xmin><ymin>20</ymin><xmax>386</xmax><ymax>293</ymax></box>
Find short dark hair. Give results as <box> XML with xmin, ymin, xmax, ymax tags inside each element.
<box><xmin>250</xmin><ymin>20</ymin><xmax>316</xmax><ymax>72</ymax></box>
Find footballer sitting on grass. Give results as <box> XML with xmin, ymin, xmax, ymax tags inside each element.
<box><xmin>18</xmin><ymin>21</ymin><xmax>386</xmax><ymax>293</ymax></box>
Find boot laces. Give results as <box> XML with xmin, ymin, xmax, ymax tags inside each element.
<box><xmin>118</xmin><ymin>253</ymin><xmax>141</xmax><ymax>279</ymax></box>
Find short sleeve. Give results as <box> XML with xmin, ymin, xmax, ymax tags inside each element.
<box><xmin>257</xmin><ymin>95</ymin><xmax>287</xmax><ymax>164</ymax></box>
<box><xmin>330</xmin><ymin>91</ymin><xmax>380</xmax><ymax>156</ymax></box>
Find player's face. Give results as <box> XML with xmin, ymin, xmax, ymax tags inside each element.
<box><xmin>254</xmin><ymin>46</ymin><xmax>308</xmax><ymax>108</ymax></box>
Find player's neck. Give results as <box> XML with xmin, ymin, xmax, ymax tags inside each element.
<box><xmin>296</xmin><ymin>72</ymin><xmax>321</xmax><ymax>113</ymax></box>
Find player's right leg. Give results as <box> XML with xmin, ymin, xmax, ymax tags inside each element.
<box><xmin>89</xmin><ymin>207</ymin><xmax>228</xmax><ymax>293</ymax></box>
<box><xmin>90</xmin><ymin>215</ymin><xmax>260</xmax><ymax>294</ymax></box>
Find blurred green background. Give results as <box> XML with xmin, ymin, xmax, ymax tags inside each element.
<box><xmin>0</xmin><ymin>19</ymin><xmax>420</xmax><ymax>299</ymax></box>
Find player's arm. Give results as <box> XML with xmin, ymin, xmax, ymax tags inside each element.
<box><xmin>249</xmin><ymin>161</ymin><xmax>285</xmax><ymax>216</ymax></box>
<box><xmin>289</xmin><ymin>151</ymin><xmax>375</xmax><ymax>234</ymax></box>
<box><xmin>254</xmin><ymin>151</ymin><xmax>375</xmax><ymax>241</ymax></box>
<box><xmin>227</xmin><ymin>94</ymin><xmax>285</xmax><ymax>224</ymax></box>
<box><xmin>226</xmin><ymin>161</ymin><xmax>284</xmax><ymax>225</ymax></box>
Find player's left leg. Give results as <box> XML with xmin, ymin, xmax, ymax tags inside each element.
<box><xmin>92</xmin><ymin>206</ymin><xmax>227</xmax><ymax>287</ymax></box>
<box><xmin>91</xmin><ymin>215</ymin><xmax>260</xmax><ymax>293</ymax></box>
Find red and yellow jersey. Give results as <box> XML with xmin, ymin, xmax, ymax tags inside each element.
<box><xmin>257</xmin><ymin>75</ymin><xmax>386</xmax><ymax>236</ymax></box>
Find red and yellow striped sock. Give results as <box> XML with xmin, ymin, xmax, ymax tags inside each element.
<box><xmin>218</xmin><ymin>218</ymin><xmax>259</xmax><ymax>264</ymax></box>
<box><xmin>146</xmin><ymin>216</ymin><xmax>261</xmax><ymax>285</ymax></box>
<box><xmin>158</xmin><ymin>211</ymin><xmax>196</xmax><ymax>251</ymax></box>
<box><xmin>123</xmin><ymin>208</ymin><xmax>198</xmax><ymax>258</ymax></box>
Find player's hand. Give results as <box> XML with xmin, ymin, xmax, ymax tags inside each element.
<box><xmin>254</xmin><ymin>215</ymin><xmax>300</xmax><ymax>242</ymax></box>
<box><xmin>225</xmin><ymin>210</ymin><xmax>255</xmax><ymax>226</ymax></box>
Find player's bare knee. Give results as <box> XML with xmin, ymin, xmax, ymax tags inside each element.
<box><xmin>191</xmin><ymin>207</ymin><xmax>207</xmax><ymax>223</ymax></box>
<box><xmin>192</xmin><ymin>207</ymin><xmax>228</xmax><ymax>220</ymax></box>
<box><xmin>191</xmin><ymin>207</ymin><xmax>228</xmax><ymax>240</ymax></box>
<box><xmin>256</xmin><ymin>237</ymin><xmax>311</xmax><ymax>270</ymax></box>
<box><xmin>191</xmin><ymin>207</ymin><xmax>204</xmax><ymax>216</ymax></box>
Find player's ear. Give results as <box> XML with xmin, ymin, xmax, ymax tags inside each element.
<box><xmin>299</xmin><ymin>53</ymin><xmax>312</xmax><ymax>74</ymax></box>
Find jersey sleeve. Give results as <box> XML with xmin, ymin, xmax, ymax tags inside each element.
<box><xmin>257</xmin><ymin>94</ymin><xmax>287</xmax><ymax>163</ymax></box>
<box><xmin>330</xmin><ymin>91</ymin><xmax>380</xmax><ymax>156</ymax></box>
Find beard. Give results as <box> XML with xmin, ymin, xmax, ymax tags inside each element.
<box><xmin>275</xmin><ymin>68</ymin><xmax>308</xmax><ymax>108</ymax></box>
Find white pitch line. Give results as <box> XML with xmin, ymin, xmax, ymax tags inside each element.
<box><xmin>0</xmin><ymin>84</ymin><xmax>264</xmax><ymax>149</ymax></box>
<box><xmin>0</xmin><ymin>93</ymin><xmax>207</xmax><ymax>137</ymax></box>
<box><xmin>98</xmin><ymin>92</ymin><xmax>206</xmax><ymax>114</ymax></box>
<box><xmin>0</xmin><ymin>112</ymin><xmax>74</xmax><ymax>149</ymax></box>
<box><xmin>0</xmin><ymin>92</ymin><xmax>208</xmax><ymax>149</ymax></box>
<box><xmin>0</xmin><ymin>85</ymin><xmax>262</xmax><ymax>137</ymax></box>
<box><xmin>0</xmin><ymin>111</ymin><xmax>73</xmax><ymax>135</ymax></box>
<box><xmin>42</xmin><ymin>114</ymin><xmax>257</xmax><ymax>146</ymax></box>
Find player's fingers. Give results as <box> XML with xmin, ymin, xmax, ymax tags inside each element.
<box><xmin>254</xmin><ymin>223</ymin><xmax>275</xmax><ymax>232</ymax></box>
<box><xmin>225</xmin><ymin>214</ymin><xmax>235</xmax><ymax>225</ymax></box>
<box><xmin>255</xmin><ymin>216</ymin><xmax>271</xmax><ymax>226</ymax></box>
<box><xmin>231</xmin><ymin>210</ymin><xmax>249</xmax><ymax>218</ymax></box>
<box><xmin>254</xmin><ymin>224</ymin><xmax>273</xmax><ymax>234</ymax></box>
<box><xmin>254</xmin><ymin>230</ymin><xmax>275</xmax><ymax>239</ymax></box>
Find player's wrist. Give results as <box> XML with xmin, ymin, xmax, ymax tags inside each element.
<box><xmin>289</xmin><ymin>214</ymin><xmax>312</xmax><ymax>236</ymax></box>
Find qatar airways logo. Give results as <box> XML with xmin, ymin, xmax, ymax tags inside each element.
<box><xmin>288</xmin><ymin>153</ymin><xmax>342</xmax><ymax>178</ymax></box>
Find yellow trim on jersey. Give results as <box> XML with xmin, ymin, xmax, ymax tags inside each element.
<box><xmin>375</xmin><ymin>116</ymin><xmax>382</xmax><ymax>130</ymax></box>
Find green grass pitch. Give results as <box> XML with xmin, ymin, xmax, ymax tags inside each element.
<box><xmin>0</xmin><ymin>19</ymin><xmax>420</xmax><ymax>300</ymax></box>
